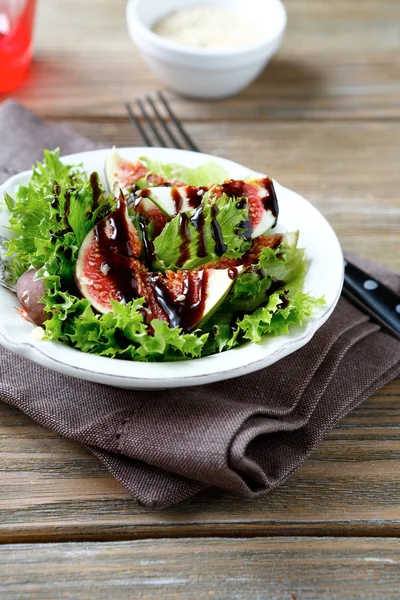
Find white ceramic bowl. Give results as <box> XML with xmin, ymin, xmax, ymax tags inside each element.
<box><xmin>126</xmin><ymin>0</ymin><xmax>287</xmax><ymax>99</ymax></box>
<box><xmin>0</xmin><ymin>147</ymin><xmax>343</xmax><ymax>390</ymax></box>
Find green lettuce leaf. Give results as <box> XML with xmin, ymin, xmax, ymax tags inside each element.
<box><xmin>229</xmin><ymin>244</ymin><xmax>308</xmax><ymax>313</ymax></box>
<box><xmin>201</xmin><ymin>243</ymin><xmax>325</xmax><ymax>354</ymax></box>
<box><xmin>153</xmin><ymin>193</ymin><xmax>251</xmax><ymax>271</ymax></box>
<box><xmin>4</xmin><ymin>148</ymin><xmax>324</xmax><ymax>363</ymax></box>
<box><xmin>43</xmin><ymin>290</ymin><xmax>208</xmax><ymax>362</ymax></box>
<box><xmin>5</xmin><ymin>149</ymin><xmax>114</xmax><ymax>282</ymax></box>
<box><xmin>238</xmin><ymin>291</ymin><xmax>326</xmax><ymax>343</ymax></box>
<box><xmin>140</xmin><ymin>156</ymin><xmax>229</xmax><ymax>186</ymax></box>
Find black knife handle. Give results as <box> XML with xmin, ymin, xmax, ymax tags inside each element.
<box><xmin>343</xmin><ymin>259</ymin><xmax>400</xmax><ymax>335</ymax></box>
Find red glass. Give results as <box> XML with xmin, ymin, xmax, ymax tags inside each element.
<box><xmin>0</xmin><ymin>0</ymin><xmax>36</xmax><ymax>93</ymax></box>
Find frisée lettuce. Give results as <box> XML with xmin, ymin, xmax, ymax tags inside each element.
<box><xmin>3</xmin><ymin>149</ymin><xmax>324</xmax><ymax>362</ymax></box>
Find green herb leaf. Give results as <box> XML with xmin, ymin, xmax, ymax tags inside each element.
<box><xmin>140</xmin><ymin>156</ymin><xmax>229</xmax><ymax>187</ymax></box>
<box><xmin>153</xmin><ymin>193</ymin><xmax>251</xmax><ymax>271</ymax></box>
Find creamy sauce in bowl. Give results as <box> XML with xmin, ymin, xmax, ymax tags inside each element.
<box><xmin>153</xmin><ymin>4</ymin><xmax>265</xmax><ymax>50</ymax></box>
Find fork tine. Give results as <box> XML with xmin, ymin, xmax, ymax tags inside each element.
<box><xmin>136</xmin><ymin>99</ymin><xmax>167</xmax><ymax>147</ymax></box>
<box><xmin>125</xmin><ymin>102</ymin><xmax>153</xmax><ymax>147</ymax></box>
<box><xmin>157</xmin><ymin>91</ymin><xmax>200</xmax><ymax>153</ymax></box>
<box><xmin>146</xmin><ymin>95</ymin><xmax>183</xmax><ymax>150</ymax></box>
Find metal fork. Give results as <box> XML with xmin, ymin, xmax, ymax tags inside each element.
<box><xmin>125</xmin><ymin>91</ymin><xmax>200</xmax><ymax>152</ymax></box>
<box><xmin>0</xmin><ymin>236</ymin><xmax>16</xmax><ymax>293</ymax></box>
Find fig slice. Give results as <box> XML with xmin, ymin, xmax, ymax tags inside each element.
<box><xmin>139</xmin><ymin>177</ymin><xmax>279</xmax><ymax>239</ymax></box>
<box><xmin>105</xmin><ymin>149</ymin><xmax>173</xmax><ymax>234</ymax></box>
<box><xmin>141</xmin><ymin>266</ymin><xmax>244</xmax><ymax>331</ymax></box>
<box><xmin>75</xmin><ymin>192</ymin><xmax>144</xmax><ymax>314</ymax></box>
<box><xmin>104</xmin><ymin>148</ymin><xmax>171</xmax><ymax>193</ymax></box>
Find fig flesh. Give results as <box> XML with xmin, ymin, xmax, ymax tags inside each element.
<box><xmin>75</xmin><ymin>191</ymin><xmax>243</xmax><ymax>330</ymax></box>
<box><xmin>138</xmin><ymin>177</ymin><xmax>279</xmax><ymax>239</ymax></box>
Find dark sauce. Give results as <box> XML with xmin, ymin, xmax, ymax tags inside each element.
<box><xmin>190</xmin><ymin>206</ymin><xmax>207</xmax><ymax>258</ymax></box>
<box><xmin>268</xmin><ymin>277</ymin><xmax>286</xmax><ymax>296</ymax></box>
<box><xmin>95</xmin><ymin>194</ymin><xmax>139</xmax><ymax>303</ymax></box>
<box><xmin>261</xmin><ymin>178</ymin><xmax>279</xmax><ymax>223</ymax></box>
<box><xmin>51</xmin><ymin>184</ymin><xmax>61</xmax><ymax>209</ymax></box>
<box><xmin>238</xmin><ymin>219</ymin><xmax>252</xmax><ymax>241</ymax></box>
<box><xmin>186</xmin><ymin>186</ymin><xmax>206</xmax><ymax>209</ymax></box>
<box><xmin>228</xmin><ymin>268</ymin><xmax>238</xmax><ymax>280</ymax></box>
<box><xmin>235</xmin><ymin>198</ymin><xmax>247</xmax><ymax>210</ymax></box>
<box><xmin>138</xmin><ymin>218</ymin><xmax>155</xmax><ymax>269</ymax></box>
<box><xmin>234</xmin><ymin>198</ymin><xmax>251</xmax><ymax>241</ymax></box>
<box><xmin>210</xmin><ymin>205</ymin><xmax>227</xmax><ymax>256</ymax></box>
<box><xmin>177</xmin><ymin>213</ymin><xmax>191</xmax><ymax>266</ymax></box>
<box><xmin>279</xmin><ymin>290</ymin><xmax>290</xmax><ymax>310</ymax></box>
<box><xmin>171</xmin><ymin>188</ymin><xmax>183</xmax><ymax>213</ymax></box>
<box><xmin>221</xmin><ymin>180</ymin><xmax>246</xmax><ymax>198</ymax></box>
<box><xmin>89</xmin><ymin>172</ymin><xmax>102</xmax><ymax>209</ymax></box>
<box><xmin>147</xmin><ymin>270</ymin><xmax>209</xmax><ymax>331</ymax></box>
<box><xmin>63</xmin><ymin>188</ymin><xmax>72</xmax><ymax>226</ymax></box>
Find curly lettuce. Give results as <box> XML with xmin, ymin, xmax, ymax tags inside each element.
<box><xmin>3</xmin><ymin>149</ymin><xmax>325</xmax><ymax>362</ymax></box>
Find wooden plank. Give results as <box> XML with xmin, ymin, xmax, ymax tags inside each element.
<box><xmin>0</xmin><ymin>381</ymin><xmax>399</xmax><ymax>542</ymax></box>
<box><xmin>9</xmin><ymin>0</ymin><xmax>400</xmax><ymax>119</ymax></box>
<box><xmin>57</xmin><ymin>119</ymin><xmax>400</xmax><ymax>270</ymax></box>
<box><xmin>0</xmin><ymin>537</ymin><xmax>399</xmax><ymax>599</ymax></box>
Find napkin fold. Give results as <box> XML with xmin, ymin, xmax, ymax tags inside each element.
<box><xmin>1</xmin><ymin>100</ymin><xmax>399</xmax><ymax>508</ymax></box>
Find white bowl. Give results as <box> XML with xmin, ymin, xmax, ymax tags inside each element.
<box><xmin>126</xmin><ymin>0</ymin><xmax>287</xmax><ymax>99</ymax></box>
<box><xmin>0</xmin><ymin>147</ymin><xmax>343</xmax><ymax>390</ymax></box>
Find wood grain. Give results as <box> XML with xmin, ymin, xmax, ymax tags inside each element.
<box><xmin>0</xmin><ymin>537</ymin><xmax>399</xmax><ymax>599</ymax></box>
<box><xmin>0</xmin><ymin>381</ymin><xmax>399</xmax><ymax>542</ymax></box>
<box><xmin>8</xmin><ymin>0</ymin><xmax>400</xmax><ymax>120</ymax></box>
<box><xmin>0</xmin><ymin>4</ymin><xmax>400</xmax><ymax>593</ymax></box>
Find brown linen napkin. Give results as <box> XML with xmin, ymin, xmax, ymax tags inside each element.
<box><xmin>1</xmin><ymin>100</ymin><xmax>399</xmax><ymax>508</ymax></box>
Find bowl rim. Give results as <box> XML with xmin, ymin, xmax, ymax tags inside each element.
<box><xmin>0</xmin><ymin>147</ymin><xmax>344</xmax><ymax>390</ymax></box>
<box><xmin>126</xmin><ymin>0</ymin><xmax>287</xmax><ymax>58</ymax></box>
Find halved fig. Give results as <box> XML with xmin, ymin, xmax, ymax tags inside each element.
<box><xmin>105</xmin><ymin>149</ymin><xmax>175</xmax><ymax>234</ymax></box>
<box><xmin>142</xmin><ymin>266</ymin><xmax>244</xmax><ymax>331</ymax></box>
<box><xmin>76</xmin><ymin>201</ymin><xmax>242</xmax><ymax>330</ymax></box>
<box><xmin>75</xmin><ymin>192</ymin><xmax>143</xmax><ymax>313</ymax></box>
<box><xmin>138</xmin><ymin>177</ymin><xmax>279</xmax><ymax>239</ymax></box>
<box><xmin>105</xmin><ymin>148</ymin><xmax>172</xmax><ymax>193</ymax></box>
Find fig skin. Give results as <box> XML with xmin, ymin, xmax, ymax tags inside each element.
<box><xmin>16</xmin><ymin>269</ymin><xmax>48</xmax><ymax>327</ymax></box>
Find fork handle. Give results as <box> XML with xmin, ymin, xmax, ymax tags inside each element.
<box><xmin>343</xmin><ymin>259</ymin><xmax>400</xmax><ymax>337</ymax></box>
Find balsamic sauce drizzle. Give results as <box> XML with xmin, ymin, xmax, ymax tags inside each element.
<box><xmin>261</xmin><ymin>177</ymin><xmax>279</xmax><ymax>223</ymax></box>
<box><xmin>94</xmin><ymin>194</ymin><xmax>211</xmax><ymax>330</ymax></box>
<box><xmin>89</xmin><ymin>172</ymin><xmax>102</xmax><ymax>209</ymax></box>
<box><xmin>95</xmin><ymin>194</ymin><xmax>139</xmax><ymax>303</ymax></box>
<box><xmin>63</xmin><ymin>188</ymin><xmax>71</xmax><ymax>225</ymax></box>
<box><xmin>87</xmin><ymin>175</ymin><xmax>280</xmax><ymax>331</ymax></box>
<box><xmin>177</xmin><ymin>213</ymin><xmax>191</xmax><ymax>266</ymax></box>
<box><xmin>147</xmin><ymin>270</ymin><xmax>208</xmax><ymax>331</ymax></box>
<box><xmin>186</xmin><ymin>186</ymin><xmax>207</xmax><ymax>209</ymax></box>
<box><xmin>171</xmin><ymin>188</ymin><xmax>183</xmax><ymax>213</ymax></box>
<box><xmin>210</xmin><ymin>205</ymin><xmax>227</xmax><ymax>256</ymax></box>
<box><xmin>190</xmin><ymin>206</ymin><xmax>207</xmax><ymax>258</ymax></box>
<box><xmin>138</xmin><ymin>217</ymin><xmax>155</xmax><ymax>269</ymax></box>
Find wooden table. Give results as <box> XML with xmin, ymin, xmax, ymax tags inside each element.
<box><xmin>1</xmin><ymin>0</ymin><xmax>399</xmax><ymax>597</ymax></box>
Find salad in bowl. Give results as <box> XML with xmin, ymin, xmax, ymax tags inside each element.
<box><xmin>2</xmin><ymin>148</ymin><xmax>325</xmax><ymax>364</ymax></box>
